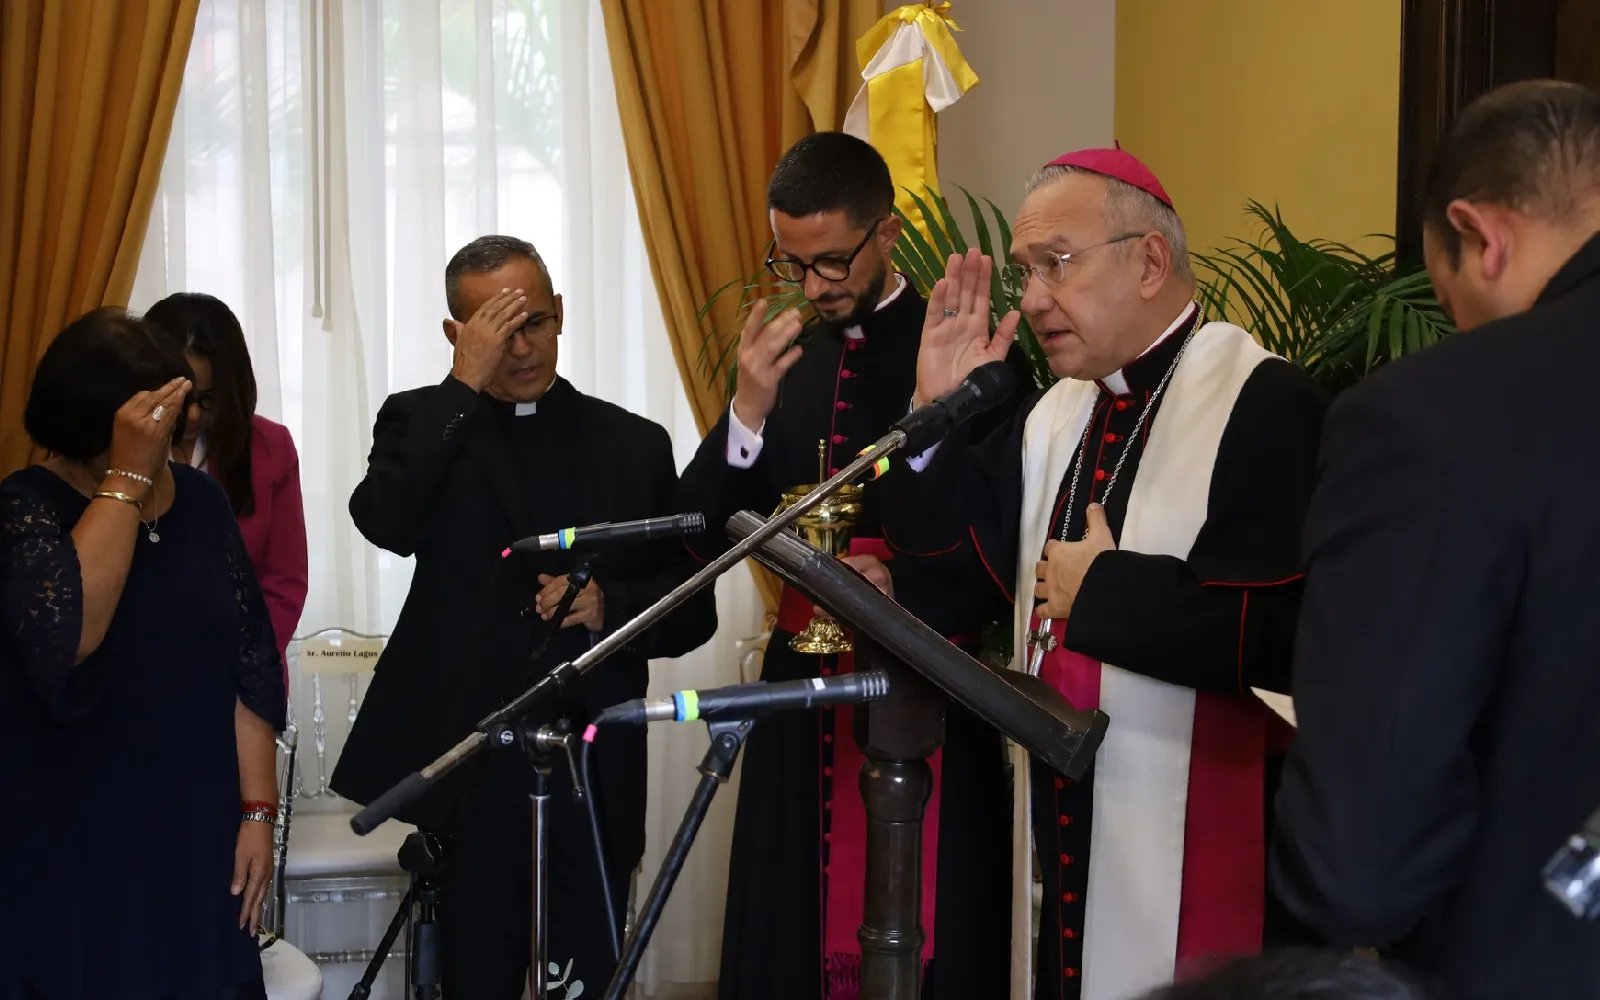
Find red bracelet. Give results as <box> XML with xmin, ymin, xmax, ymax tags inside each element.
<box><xmin>242</xmin><ymin>799</ymin><xmax>279</xmax><ymax>823</ymax></box>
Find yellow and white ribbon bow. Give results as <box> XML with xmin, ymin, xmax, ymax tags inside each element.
<box><xmin>843</xmin><ymin>2</ymin><xmax>980</xmax><ymax>241</ymax></box>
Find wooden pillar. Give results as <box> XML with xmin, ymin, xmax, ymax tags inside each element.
<box><xmin>853</xmin><ymin>638</ymin><xmax>945</xmax><ymax>1000</ymax></box>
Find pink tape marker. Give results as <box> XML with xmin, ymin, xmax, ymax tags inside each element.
<box><xmin>501</xmin><ymin>547</ymin><xmax>513</xmax><ymax>558</ymax></box>
<box><xmin>582</xmin><ymin>724</ymin><xmax>598</xmax><ymax>744</ymax></box>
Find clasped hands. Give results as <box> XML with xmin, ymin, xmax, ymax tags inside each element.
<box><xmin>1033</xmin><ymin>505</ymin><xmax>1116</xmax><ymax>619</ymax></box>
<box><xmin>536</xmin><ymin>573</ymin><xmax>606</xmax><ymax>632</ymax></box>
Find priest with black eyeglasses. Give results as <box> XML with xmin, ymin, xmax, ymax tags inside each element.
<box><xmin>675</xmin><ymin>131</ymin><xmax>1034</xmax><ymax>1000</ymax></box>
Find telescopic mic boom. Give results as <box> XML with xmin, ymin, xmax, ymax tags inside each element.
<box><xmin>504</xmin><ymin>512</ymin><xmax>706</xmax><ymax>555</ymax></box>
<box><xmin>594</xmin><ymin>671</ymin><xmax>890</xmax><ymax>726</ymax></box>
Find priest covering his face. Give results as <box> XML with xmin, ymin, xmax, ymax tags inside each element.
<box><xmin>882</xmin><ymin>148</ymin><xmax>1327</xmax><ymax>1000</ymax></box>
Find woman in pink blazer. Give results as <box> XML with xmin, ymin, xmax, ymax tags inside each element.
<box><xmin>145</xmin><ymin>293</ymin><xmax>309</xmax><ymax>670</ymax></box>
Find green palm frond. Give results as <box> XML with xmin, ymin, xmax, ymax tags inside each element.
<box><xmin>1194</xmin><ymin>200</ymin><xmax>1454</xmax><ymax>391</ymax></box>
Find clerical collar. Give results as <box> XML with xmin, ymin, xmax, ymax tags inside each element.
<box><xmin>1097</xmin><ymin>301</ymin><xmax>1199</xmax><ymax>396</ymax></box>
<box><xmin>493</xmin><ymin>374</ymin><xmax>568</xmax><ymax>417</ymax></box>
<box><xmin>842</xmin><ymin>272</ymin><xmax>908</xmax><ymax>340</ymax></box>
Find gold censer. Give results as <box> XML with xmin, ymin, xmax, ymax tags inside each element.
<box><xmin>776</xmin><ymin>440</ymin><xmax>864</xmax><ymax>655</ymax></box>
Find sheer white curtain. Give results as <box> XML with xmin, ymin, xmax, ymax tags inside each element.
<box><xmin>131</xmin><ymin>1</ymin><xmax>760</xmax><ymax>995</ymax></box>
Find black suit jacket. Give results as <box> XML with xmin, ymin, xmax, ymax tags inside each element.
<box><xmin>1271</xmin><ymin>234</ymin><xmax>1600</xmax><ymax>998</ymax></box>
<box><xmin>330</xmin><ymin>376</ymin><xmax>716</xmax><ymax>870</ymax></box>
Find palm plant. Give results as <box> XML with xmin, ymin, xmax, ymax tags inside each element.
<box><xmin>1194</xmin><ymin>201</ymin><xmax>1453</xmax><ymax>394</ymax></box>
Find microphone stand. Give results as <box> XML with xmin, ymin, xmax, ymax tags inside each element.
<box><xmin>511</xmin><ymin>554</ymin><xmax>623</xmax><ymax>999</ymax></box>
<box><xmin>349</xmin><ymin>428</ymin><xmax>907</xmax><ymax>836</ymax></box>
<box><xmin>601</xmin><ymin>717</ymin><xmax>754</xmax><ymax>1000</ymax></box>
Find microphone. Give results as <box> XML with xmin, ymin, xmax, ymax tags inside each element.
<box><xmin>893</xmin><ymin>360</ymin><xmax>1018</xmax><ymax>455</ymax></box>
<box><xmin>594</xmin><ymin>671</ymin><xmax>890</xmax><ymax>725</ymax></box>
<box><xmin>1543</xmin><ymin>804</ymin><xmax>1600</xmax><ymax>919</ymax></box>
<box><xmin>504</xmin><ymin>512</ymin><xmax>706</xmax><ymax>555</ymax></box>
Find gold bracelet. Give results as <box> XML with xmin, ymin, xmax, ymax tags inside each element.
<box><xmin>93</xmin><ymin>490</ymin><xmax>143</xmax><ymax>513</ymax></box>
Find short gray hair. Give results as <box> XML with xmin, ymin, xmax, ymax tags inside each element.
<box><xmin>445</xmin><ymin>234</ymin><xmax>551</xmax><ymax>320</ymax></box>
<box><xmin>1025</xmin><ymin>164</ymin><xmax>1192</xmax><ymax>280</ymax></box>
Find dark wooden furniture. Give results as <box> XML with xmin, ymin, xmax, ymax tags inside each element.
<box><xmin>728</xmin><ymin>511</ymin><xmax>1109</xmax><ymax>999</ymax></box>
<box><xmin>1397</xmin><ymin>0</ymin><xmax>1600</xmax><ymax>264</ymax></box>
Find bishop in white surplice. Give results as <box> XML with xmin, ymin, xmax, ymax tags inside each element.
<box><xmin>883</xmin><ymin>147</ymin><xmax>1326</xmax><ymax>1000</ymax></box>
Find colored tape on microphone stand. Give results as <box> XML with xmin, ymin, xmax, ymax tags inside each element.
<box><xmin>856</xmin><ymin>447</ymin><xmax>890</xmax><ymax>480</ymax></box>
<box><xmin>558</xmin><ymin>527</ymin><xmax>577</xmax><ymax>550</ymax></box>
<box><xmin>673</xmin><ymin>689</ymin><xmax>700</xmax><ymax>722</ymax></box>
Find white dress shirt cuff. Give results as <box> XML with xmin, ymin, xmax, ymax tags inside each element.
<box><xmin>726</xmin><ymin>404</ymin><xmax>764</xmax><ymax>468</ymax></box>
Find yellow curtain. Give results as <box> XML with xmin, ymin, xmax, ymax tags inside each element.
<box><xmin>0</xmin><ymin>0</ymin><xmax>199</xmax><ymax>476</ymax></box>
<box><xmin>601</xmin><ymin>0</ymin><xmax>879</xmax><ymax>437</ymax></box>
<box><xmin>602</xmin><ymin>0</ymin><xmax>878</xmax><ymax>614</ymax></box>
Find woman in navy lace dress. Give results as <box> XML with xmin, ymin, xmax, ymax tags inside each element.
<box><xmin>0</xmin><ymin>309</ymin><xmax>286</xmax><ymax>1000</ymax></box>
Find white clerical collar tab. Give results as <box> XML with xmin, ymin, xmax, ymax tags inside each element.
<box><xmin>514</xmin><ymin>401</ymin><xmax>538</xmax><ymax>416</ymax></box>
<box><xmin>842</xmin><ymin>273</ymin><xmax>906</xmax><ymax>340</ymax></box>
<box><xmin>1097</xmin><ymin>301</ymin><xmax>1199</xmax><ymax>396</ymax></box>
<box><xmin>876</xmin><ymin>272</ymin><xmax>908</xmax><ymax>312</ymax></box>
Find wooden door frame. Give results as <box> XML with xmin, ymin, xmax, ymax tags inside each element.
<box><xmin>1395</xmin><ymin>0</ymin><xmax>1556</xmax><ymax>265</ymax></box>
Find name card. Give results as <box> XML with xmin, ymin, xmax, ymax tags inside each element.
<box><xmin>296</xmin><ymin>632</ymin><xmax>386</xmax><ymax>674</ymax></box>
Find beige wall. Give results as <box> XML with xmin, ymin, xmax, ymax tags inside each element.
<box><xmin>937</xmin><ymin>0</ymin><xmax>1118</xmax><ymax>227</ymax></box>
<box><xmin>931</xmin><ymin>1</ymin><xmax>1400</xmax><ymax>259</ymax></box>
<box><xmin>1116</xmin><ymin>0</ymin><xmax>1402</xmax><ymax>256</ymax></box>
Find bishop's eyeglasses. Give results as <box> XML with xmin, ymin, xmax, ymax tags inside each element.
<box><xmin>1002</xmin><ymin>232</ymin><xmax>1144</xmax><ymax>287</ymax></box>
<box><xmin>766</xmin><ymin>219</ymin><xmax>882</xmax><ymax>283</ymax></box>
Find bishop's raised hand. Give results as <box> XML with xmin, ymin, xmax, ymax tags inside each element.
<box><xmin>914</xmin><ymin>248</ymin><xmax>1021</xmax><ymax>408</ymax></box>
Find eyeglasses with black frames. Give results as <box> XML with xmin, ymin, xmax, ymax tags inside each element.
<box><xmin>766</xmin><ymin>219</ymin><xmax>883</xmax><ymax>284</ymax></box>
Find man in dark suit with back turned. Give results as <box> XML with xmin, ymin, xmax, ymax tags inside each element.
<box><xmin>1271</xmin><ymin>80</ymin><xmax>1600</xmax><ymax>999</ymax></box>
<box><xmin>331</xmin><ymin>235</ymin><xmax>717</xmax><ymax>998</ymax></box>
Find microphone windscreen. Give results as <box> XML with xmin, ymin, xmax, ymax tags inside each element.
<box><xmin>944</xmin><ymin>360</ymin><xmax>1018</xmax><ymax>426</ymax></box>
<box><xmin>964</xmin><ymin>359</ymin><xmax>1018</xmax><ymax>404</ymax></box>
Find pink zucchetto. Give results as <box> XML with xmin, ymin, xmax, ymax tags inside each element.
<box><xmin>1042</xmin><ymin>141</ymin><xmax>1173</xmax><ymax>209</ymax></box>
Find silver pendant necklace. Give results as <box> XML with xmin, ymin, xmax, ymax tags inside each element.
<box><xmin>142</xmin><ymin>510</ymin><xmax>161</xmax><ymax>544</ymax></box>
<box><xmin>1023</xmin><ymin>317</ymin><xmax>1200</xmax><ymax>675</ymax></box>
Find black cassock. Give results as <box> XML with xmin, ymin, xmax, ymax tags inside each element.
<box><xmin>882</xmin><ymin>310</ymin><xmax>1327</xmax><ymax>997</ymax></box>
<box><xmin>676</xmin><ymin>282</ymin><xmax>1035</xmax><ymax>999</ymax></box>
<box><xmin>332</xmin><ymin>376</ymin><xmax>716</xmax><ymax>999</ymax></box>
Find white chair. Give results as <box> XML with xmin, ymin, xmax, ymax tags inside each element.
<box><xmin>261</xmin><ymin>710</ymin><xmax>322</xmax><ymax>999</ymax></box>
<box><xmin>280</xmin><ymin>629</ymin><xmax>412</xmax><ymax>1000</ymax></box>
<box><xmin>261</xmin><ymin>936</ymin><xmax>323</xmax><ymax>1000</ymax></box>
